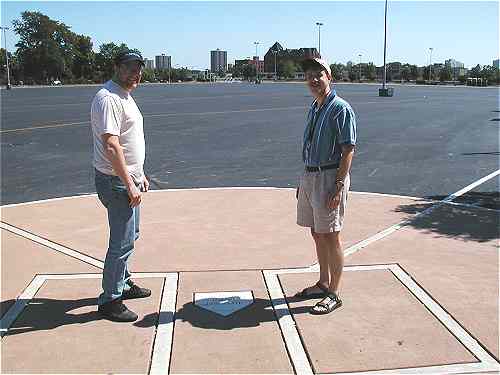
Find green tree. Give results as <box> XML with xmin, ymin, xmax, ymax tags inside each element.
<box><xmin>469</xmin><ymin>64</ymin><xmax>482</xmax><ymax>78</ymax></box>
<box><xmin>281</xmin><ymin>60</ymin><xmax>296</xmax><ymax>79</ymax></box>
<box><xmin>72</xmin><ymin>34</ymin><xmax>94</xmax><ymax>81</ymax></box>
<box><xmin>439</xmin><ymin>66</ymin><xmax>452</xmax><ymax>82</ymax></box>
<box><xmin>366</xmin><ymin>63</ymin><xmax>376</xmax><ymax>80</ymax></box>
<box><xmin>242</xmin><ymin>63</ymin><xmax>256</xmax><ymax>80</ymax></box>
<box><xmin>401</xmin><ymin>65</ymin><xmax>411</xmax><ymax>82</ymax></box>
<box><xmin>330</xmin><ymin>63</ymin><xmax>344</xmax><ymax>81</ymax></box>
<box><xmin>13</xmin><ymin>11</ymin><xmax>76</xmax><ymax>83</ymax></box>
<box><xmin>94</xmin><ymin>42</ymin><xmax>139</xmax><ymax>82</ymax></box>
<box><xmin>141</xmin><ymin>68</ymin><xmax>155</xmax><ymax>82</ymax></box>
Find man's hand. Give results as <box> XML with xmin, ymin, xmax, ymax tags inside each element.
<box><xmin>143</xmin><ymin>176</ymin><xmax>150</xmax><ymax>192</ymax></box>
<box><xmin>127</xmin><ymin>183</ymin><xmax>142</xmax><ymax>207</ymax></box>
<box><xmin>328</xmin><ymin>190</ymin><xmax>342</xmax><ymax>210</ymax></box>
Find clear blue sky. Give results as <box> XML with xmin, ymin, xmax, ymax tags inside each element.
<box><xmin>1</xmin><ymin>1</ymin><xmax>498</xmax><ymax>70</ymax></box>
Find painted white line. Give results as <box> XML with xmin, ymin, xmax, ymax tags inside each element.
<box><xmin>146</xmin><ymin>106</ymin><xmax>307</xmax><ymax>119</ymax></box>
<box><xmin>263</xmin><ymin>270</ymin><xmax>313</xmax><ymax>375</ymax></box>
<box><xmin>350</xmin><ymin>191</ymin><xmax>424</xmax><ymax>201</ymax></box>
<box><xmin>150</xmin><ymin>273</ymin><xmax>178</xmax><ymax>375</ymax></box>
<box><xmin>0</xmin><ymin>222</ymin><xmax>104</xmax><ymax>269</ymax></box>
<box><xmin>0</xmin><ymin>120</ymin><xmax>89</xmax><ymax>134</ymax></box>
<box><xmin>442</xmin><ymin>200</ymin><xmax>500</xmax><ymax>213</ymax></box>
<box><xmin>0</xmin><ymin>275</ymin><xmax>46</xmax><ymax>338</ymax></box>
<box><xmin>1</xmin><ymin>193</ymin><xmax>97</xmax><ymax>208</ymax></box>
<box><xmin>344</xmin><ymin>222</ymin><xmax>407</xmax><ymax>257</ymax></box>
<box><xmin>443</xmin><ymin>169</ymin><xmax>500</xmax><ymax>203</ymax></box>
<box><xmin>389</xmin><ymin>264</ymin><xmax>498</xmax><ymax>366</ymax></box>
<box><xmin>269</xmin><ymin>264</ymin><xmax>500</xmax><ymax>375</ymax></box>
<box><xmin>328</xmin><ymin>361</ymin><xmax>496</xmax><ymax>375</ymax></box>
<box><xmin>344</xmin><ymin>169</ymin><xmax>500</xmax><ymax>258</ymax></box>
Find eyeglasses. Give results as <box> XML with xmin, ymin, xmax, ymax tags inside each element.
<box><xmin>122</xmin><ymin>62</ymin><xmax>144</xmax><ymax>74</ymax></box>
<box><xmin>305</xmin><ymin>70</ymin><xmax>325</xmax><ymax>81</ymax></box>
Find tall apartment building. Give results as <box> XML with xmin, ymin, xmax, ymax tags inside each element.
<box><xmin>144</xmin><ymin>59</ymin><xmax>154</xmax><ymax>70</ymax></box>
<box><xmin>445</xmin><ymin>59</ymin><xmax>464</xmax><ymax>69</ymax></box>
<box><xmin>210</xmin><ymin>49</ymin><xmax>227</xmax><ymax>74</ymax></box>
<box><xmin>493</xmin><ymin>59</ymin><xmax>500</xmax><ymax>69</ymax></box>
<box><xmin>155</xmin><ymin>54</ymin><xmax>171</xmax><ymax>70</ymax></box>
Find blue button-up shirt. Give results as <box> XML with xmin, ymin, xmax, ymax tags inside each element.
<box><xmin>302</xmin><ymin>90</ymin><xmax>357</xmax><ymax>167</ymax></box>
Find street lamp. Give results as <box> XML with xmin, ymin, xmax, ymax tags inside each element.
<box><xmin>358</xmin><ymin>53</ymin><xmax>362</xmax><ymax>82</ymax></box>
<box><xmin>254</xmin><ymin>41</ymin><xmax>259</xmax><ymax>81</ymax></box>
<box><xmin>428</xmin><ymin>47</ymin><xmax>433</xmax><ymax>82</ymax></box>
<box><xmin>0</xmin><ymin>26</ymin><xmax>11</xmax><ymax>90</ymax></box>
<box><xmin>272</xmin><ymin>50</ymin><xmax>278</xmax><ymax>80</ymax></box>
<box><xmin>316</xmin><ymin>22</ymin><xmax>323</xmax><ymax>56</ymax></box>
<box><xmin>379</xmin><ymin>0</ymin><xmax>393</xmax><ymax>96</ymax></box>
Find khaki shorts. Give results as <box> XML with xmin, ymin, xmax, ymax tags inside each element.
<box><xmin>297</xmin><ymin>169</ymin><xmax>350</xmax><ymax>233</ymax></box>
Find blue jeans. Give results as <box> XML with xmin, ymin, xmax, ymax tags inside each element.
<box><xmin>95</xmin><ymin>169</ymin><xmax>140</xmax><ymax>305</ymax></box>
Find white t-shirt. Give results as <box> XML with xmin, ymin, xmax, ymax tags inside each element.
<box><xmin>91</xmin><ymin>80</ymin><xmax>145</xmax><ymax>183</ymax></box>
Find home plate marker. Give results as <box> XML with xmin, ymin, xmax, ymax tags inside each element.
<box><xmin>194</xmin><ymin>291</ymin><xmax>254</xmax><ymax>317</ymax></box>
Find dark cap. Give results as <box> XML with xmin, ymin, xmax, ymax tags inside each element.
<box><xmin>114</xmin><ymin>51</ymin><xmax>145</xmax><ymax>66</ymax></box>
<box><xmin>301</xmin><ymin>57</ymin><xmax>331</xmax><ymax>77</ymax></box>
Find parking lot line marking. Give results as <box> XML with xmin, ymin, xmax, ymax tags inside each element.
<box><xmin>263</xmin><ymin>270</ymin><xmax>314</xmax><ymax>375</ymax></box>
<box><xmin>344</xmin><ymin>168</ymin><xmax>500</xmax><ymax>257</ymax></box>
<box><xmin>267</xmin><ymin>264</ymin><xmax>500</xmax><ymax>375</ymax></box>
<box><xmin>0</xmin><ymin>275</ymin><xmax>46</xmax><ymax>338</ymax></box>
<box><xmin>0</xmin><ymin>120</ymin><xmax>89</xmax><ymax>134</ymax></box>
<box><xmin>150</xmin><ymin>273</ymin><xmax>179</xmax><ymax>375</ymax></box>
<box><xmin>145</xmin><ymin>105</ymin><xmax>308</xmax><ymax>118</ymax></box>
<box><xmin>0</xmin><ymin>221</ymin><xmax>104</xmax><ymax>269</ymax></box>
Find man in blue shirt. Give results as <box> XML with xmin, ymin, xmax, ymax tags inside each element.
<box><xmin>295</xmin><ymin>57</ymin><xmax>357</xmax><ymax>315</ymax></box>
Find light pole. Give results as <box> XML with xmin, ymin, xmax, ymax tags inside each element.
<box><xmin>254</xmin><ymin>41</ymin><xmax>259</xmax><ymax>81</ymax></box>
<box><xmin>316</xmin><ymin>22</ymin><xmax>323</xmax><ymax>56</ymax></box>
<box><xmin>428</xmin><ymin>47</ymin><xmax>433</xmax><ymax>82</ymax></box>
<box><xmin>272</xmin><ymin>50</ymin><xmax>277</xmax><ymax>80</ymax></box>
<box><xmin>358</xmin><ymin>53</ymin><xmax>362</xmax><ymax>82</ymax></box>
<box><xmin>379</xmin><ymin>0</ymin><xmax>393</xmax><ymax>96</ymax></box>
<box><xmin>0</xmin><ymin>26</ymin><xmax>11</xmax><ymax>90</ymax></box>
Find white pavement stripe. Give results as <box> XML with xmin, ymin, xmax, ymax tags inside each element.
<box><xmin>327</xmin><ymin>362</ymin><xmax>496</xmax><ymax>375</ymax></box>
<box><xmin>150</xmin><ymin>273</ymin><xmax>178</xmax><ymax>375</ymax></box>
<box><xmin>344</xmin><ymin>169</ymin><xmax>500</xmax><ymax>258</ymax></box>
<box><xmin>0</xmin><ymin>222</ymin><xmax>104</xmax><ymax>269</ymax></box>
<box><xmin>389</xmin><ymin>265</ymin><xmax>499</xmax><ymax>366</ymax></box>
<box><xmin>263</xmin><ymin>270</ymin><xmax>314</xmax><ymax>375</ymax></box>
<box><xmin>443</xmin><ymin>169</ymin><xmax>500</xmax><ymax>203</ymax></box>
<box><xmin>271</xmin><ymin>264</ymin><xmax>500</xmax><ymax>375</ymax></box>
<box><xmin>0</xmin><ymin>120</ymin><xmax>89</xmax><ymax>133</ymax></box>
<box><xmin>0</xmin><ymin>275</ymin><xmax>46</xmax><ymax>338</ymax></box>
<box><xmin>146</xmin><ymin>106</ymin><xmax>307</xmax><ymax>118</ymax></box>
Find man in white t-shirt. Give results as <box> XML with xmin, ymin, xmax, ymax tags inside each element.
<box><xmin>91</xmin><ymin>50</ymin><xmax>151</xmax><ymax>322</ymax></box>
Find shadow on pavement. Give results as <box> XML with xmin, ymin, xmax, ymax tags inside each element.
<box><xmin>136</xmin><ymin>297</ymin><xmax>311</xmax><ymax>330</ymax></box>
<box><xmin>2</xmin><ymin>297</ymin><xmax>102</xmax><ymax>336</ymax></box>
<box><xmin>395</xmin><ymin>198</ymin><xmax>499</xmax><ymax>243</ymax></box>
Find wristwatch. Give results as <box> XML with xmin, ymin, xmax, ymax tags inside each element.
<box><xmin>335</xmin><ymin>180</ymin><xmax>345</xmax><ymax>188</ymax></box>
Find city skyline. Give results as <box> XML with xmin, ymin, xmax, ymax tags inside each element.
<box><xmin>1</xmin><ymin>1</ymin><xmax>498</xmax><ymax>70</ymax></box>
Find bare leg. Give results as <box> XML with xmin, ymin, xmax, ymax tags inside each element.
<box><xmin>325</xmin><ymin>231</ymin><xmax>343</xmax><ymax>294</ymax></box>
<box><xmin>311</xmin><ymin>229</ymin><xmax>330</xmax><ymax>288</ymax></box>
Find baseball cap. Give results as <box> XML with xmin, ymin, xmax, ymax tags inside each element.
<box><xmin>301</xmin><ymin>57</ymin><xmax>331</xmax><ymax>77</ymax></box>
<box><xmin>114</xmin><ymin>50</ymin><xmax>145</xmax><ymax>66</ymax></box>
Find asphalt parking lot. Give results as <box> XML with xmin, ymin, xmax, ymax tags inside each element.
<box><xmin>1</xmin><ymin>82</ymin><xmax>498</xmax><ymax>205</ymax></box>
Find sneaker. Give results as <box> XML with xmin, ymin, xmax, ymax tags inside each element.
<box><xmin>122</xmin><ymin>280</ymin><xmax>152</xmax><ymax>300</ymax></box>
<box><xmin>98</xmin><ymin>298</ymin><xmax>138</xmax><ymax>322</ymax></box>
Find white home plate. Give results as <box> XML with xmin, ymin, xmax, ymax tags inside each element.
<box><xmin>194</xmin><ymin>291</ymin><xmax>254</xmax><ymax>317</ymax></box>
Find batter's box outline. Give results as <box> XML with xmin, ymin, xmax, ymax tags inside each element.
<box><xmin>1</xmin><ymin>268</ymin><xmax>499</xmax><ymax>375</ymax></box>
<box><xmin>263</xmin><ymin>264</ymin><xmax>500</xmax><ymax>375</ymax></box>
<box><xmin>0</xmin><ymin>272</ymin><xmax>178</xmax><ymax>374</ymax></box>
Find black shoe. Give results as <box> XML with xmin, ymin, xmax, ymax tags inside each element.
<box><xmin>98</xmin><ymin>298</ymin><xmax>138</xmax><ymax>322</ymax></box>
<box><xmin>122</xmin><ymin>280</ymin><xmax>152</xmax><ymax>300</ymax></box>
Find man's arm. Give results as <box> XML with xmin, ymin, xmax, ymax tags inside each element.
<box><xmin>328</xmin><ymin>144</ymin><xmax>355</xmax><ymax>209</ymax></box>
<box><xmin>102</xmin><ymin>133</ymin><xmax>141</xmax><ymax>207</ymax></box>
